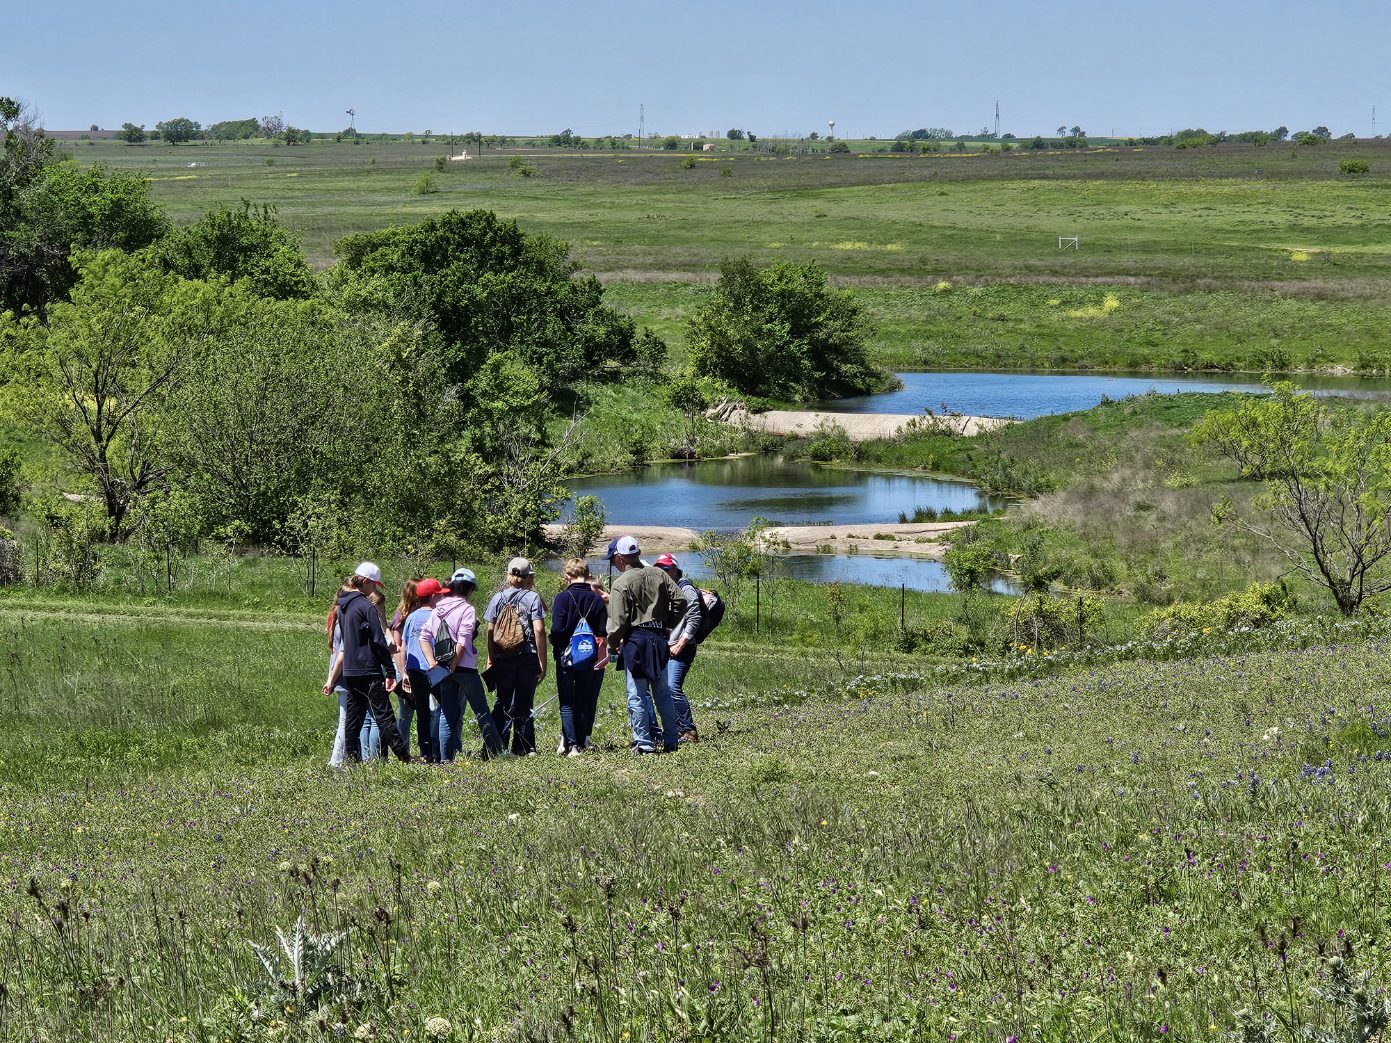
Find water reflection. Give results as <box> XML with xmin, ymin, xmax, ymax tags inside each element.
<box><xmin>568</xmin><ymin>456</ymin><xmax>1002</xmax><ymax>532</ymax></box>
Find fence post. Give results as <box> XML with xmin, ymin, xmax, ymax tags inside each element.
<box><xmin>756</xmin><ymin>574</ymin><xmax>761</xmax><ymax>634</ymax></box>
<box><xmin>900</xmin><ymin>583</ymin><xmax>906</xmax><ymax>632</ymax></box>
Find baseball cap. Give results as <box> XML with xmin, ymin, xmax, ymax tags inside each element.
<box><xmin>415</xmin><ymin>578</ymin><xmax>445</xmax><ymax>598</ymax></box>
<box><xmin>447</xmin><ymin>567</ymin><xmax>477</xmax><ymax>586</ymax></box>
<box><xmin>654</xmin><ymin>553</ymin><xmax>679</xmax><ymax>570</ymax></box>
<box><xmin>354</xmin><ymin>561</ymin><xmax>383</xmax><ymax>585</ymax></box>
<box><xmin>507</xmin><ymin>556</ymin><xmax>534</xmax><ymax>577</ymax></box>
<box><xmin>605</xmin><ymin>535</ymin><xmax>641</xmax><ymax>561</ymax></box>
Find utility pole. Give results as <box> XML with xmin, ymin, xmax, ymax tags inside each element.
<box><xmin>639</xmin><ymin>103</ymin><xmax>645</xmax><ymax>149</ymax></box>
<box><xmin>994</xmin><ymin>100</ymin><xmax>1000</xmax><ymax>138</ymax></box>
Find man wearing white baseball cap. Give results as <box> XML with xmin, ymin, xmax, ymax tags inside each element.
<box><xmin>605</xmin><ymin>536</ymin><xmax>685</xmax><ymax>754</ymax></box>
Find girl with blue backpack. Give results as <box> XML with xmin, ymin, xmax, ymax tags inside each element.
<box><xmin>549</xmin><ymin>558</ymin><xmax>608</xmax><ymax>755</ymax></box>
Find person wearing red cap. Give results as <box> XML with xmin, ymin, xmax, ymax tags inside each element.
<box><xmin>654</xmin><ymin>554</ymin><xmax>702</xmax><ymax>743</ymax></box>
<box><xmin>396</xmin><ymin>577</ymin><xmax>446</xmax><ymax>760</ymax></box>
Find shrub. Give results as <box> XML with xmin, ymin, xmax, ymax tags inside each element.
<box><xmin>0</xmin><ymin>447</ymin><xmax>21</xmax><ymax>518</ymax></box>
<box><xmin>0</xmin><ymin>526</ymin><xmax>21</xmax><ymax>586</ymax></box>
<box><xmin>944</xmin><ymin>540</ymin><xmax>999</xmax><ymax>592</ymax></box>
<box><xmin>804</xmin><ymin>420</ymin><xmax>853</xmax><ymax>461</ymax></box>
<box><xmin>433</xmin><ymin>155</ymin><xmax>448</xmax><ymax>172</ymax></box>
<box><xmin>1339</xmin><ymin>158</ymin><xmax>1370</xmax><ymax>175</ymax></box>
<box><xmin>561</xmin><ymin>495</ymin><xmax>606</xmax><ymax>558</ymax></box>
<box><xmin>681</xmin><ymin>155</ymin><xmax>697</xmax><ymax>169</ymax></box>
<box><xmin>688</xmin><ymin>257</ymin><xmax>881</xmax><ymax>401</ymax></box>
<box><xmin>413</xmin><ymin>173</ymin><xmax>437</xmax><ymax>195</ymax></box>
<box><xmin>1005</xmin><ymin>592</ymin><xmax>1103</xmax><ymax>651</ymax></box>
<box><xmin>1147</xmin><ymin>582</ymin><xmax>1294</xmax><ymax>639</ymax></box>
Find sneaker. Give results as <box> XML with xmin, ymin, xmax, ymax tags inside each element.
<box><xmin>630</xmin><ymin>743</ymin><xmax>654</xmax><ymax>756</ymax></box>
<box><xmin>566</xmin><ymin>747</ymin><xmax>583</xmax><ymax>758</ymax></box>
<box><xmin>556</xmin><ymin>735</ymin><xmax>566</xmax><ymax>755</ymax></box>
<box><xmin>678</xmin><ymin>728</ymin><xmax>699</xmax><ymax>744</ymax></box>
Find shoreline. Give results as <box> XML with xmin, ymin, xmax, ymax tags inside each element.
<box><xmin>542</xmin><ymin>521</ymin><xmax>971</xmax><ymax>560</ymax></box>
<box><xmin>715</xmin><ymin>406</ymin><xmax>1013</xmax><ymax>441</ymax></box>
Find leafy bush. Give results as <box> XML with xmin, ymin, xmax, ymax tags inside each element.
<box><xmin>0</xmin><ymin>526</ymin><xmax>21</xmax><ymax>585</ymax></box>
<box><xmin>561</xmin><ymin>495</ymin><xmax>606</xmax><ymax>557</ymax></box>
<box><xmin>943</xmin><ymin>540</ymin><xmax>1000</xmax><ymax>592</ymax></box>
<box><xmin>1148</xmin><ymin>582</ymin><xmax>1294</xmax><ymax>639</ymax></box>
<box><xmin>1339</xmin><ymin>158</ymin><xmax>1370</xmax><ymax>175</ymax></box>
<box><xmin>804</xmin><ymin>420</ymin><xmax>853</xmax><ymax>461</ymax></box>
<box><xmin>433</xmin><ymin>155</ymin><xmax>447</xmax><ymax>172</ymax></box>
<box><xmin>688</xmin><ymin>257</ymin><xmax>882</xmax><ymax>401</ymax></box>
<box><xmin>413</xmin><ymin>172</ymin><xmax>437</xmax><ymax>195</ymax></box>
<box><xmin>149</xmin><ymin>201</ymin><xmax>315</xmax><ymax>300</ymax></box>
<box><xmin>1005</xmin><ymin>591</ymin><xmax>1103</xmax><ymax>651</ymax></box>
<box><xmin>333</xmin><ymin>209</ymin><xmax>664</xmax><ymax>391</ymax></box>
<box><xmin>0</xmin><ymin>446</ymin><xmax>21</xmax><ymax>518</ymax></box>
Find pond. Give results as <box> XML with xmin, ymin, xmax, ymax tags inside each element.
<box><xmin>567</xmin><ymin>456</ymin><xmax>1004</xmax><ymax>532</ymax></box>
<box><xmin>822</xmin><ymin>370</ymin><xmax>1391</xmax><ymax>419</ymax></box>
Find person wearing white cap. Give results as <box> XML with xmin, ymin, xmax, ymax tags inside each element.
<box><xmin>605</xmin><ymin>536</ymin><xmax>685</xmax><ymax>754</ymax></box>
<box><xmin>484</xmin><ymin>556</ymin><xmax>547</xmax><ymax>755</ymax></box>
<box><xmin>322</xmin><ymin>562</ymin><xmax>411</xmax><ymax>763</ymax></box>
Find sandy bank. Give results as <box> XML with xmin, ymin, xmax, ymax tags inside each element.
<box><xmin>718</xmin><ymin>407</ymin><xmax>1012</xmax><ymax>441</ymax></box>
<box><xmin>543</xmin><ymin>521</ymin><xmax>971</xmax><ymax>560</ymax></box>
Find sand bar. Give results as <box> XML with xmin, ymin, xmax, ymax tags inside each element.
<box><xmin>543</xmin><ymin>521</ymin><xmax>971</xmax><ymax>560</ymax></box>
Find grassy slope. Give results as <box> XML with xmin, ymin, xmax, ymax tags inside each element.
<box><xmin>835</xmin><ymin>392</ymin><xmax>1288</xmax><ymax>603</ymax></box>
<box><xmin>4</xmin><ymin>588</ymin><xmax>1391</xmax><ymax>1040</ymax></box>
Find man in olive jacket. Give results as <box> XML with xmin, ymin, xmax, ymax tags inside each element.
<box><xmin>605</xmin><ymin>536</ymin><xmax>684</xmax><ymax>754</ymax></box>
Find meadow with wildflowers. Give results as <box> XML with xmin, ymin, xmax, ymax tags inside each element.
<box><xmin>6</xmin><ymin>578</ymin><xmax>1391</xmax><ymax>1041</ymax></box>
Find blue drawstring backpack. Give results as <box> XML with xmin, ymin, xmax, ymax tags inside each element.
<box><xmin>569</xmin><ymin>617</ymin><xmax>597</xmax><ymax>666</ymax></box>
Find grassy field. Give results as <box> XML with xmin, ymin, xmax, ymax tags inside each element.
<box><xmin>66</xmin><ymin>138</ymin><xmax>1391</xmax><ymax>374</ymax></box>
<box><xmin>5</xmin><ymin>571</ymin><xmax>1391</xmax><ymax>1040</ymax></box>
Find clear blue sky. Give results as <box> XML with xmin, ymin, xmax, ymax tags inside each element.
<box><xmin>13</xmin><ymin>0</ymin><xmax>1387</xmax><ymax>138</ymax></box>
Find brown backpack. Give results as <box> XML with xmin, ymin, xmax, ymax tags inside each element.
<box><xmin>492</xmin><ymin>592</ymin><xmax>527</xmax><ymax>656</ymax></box>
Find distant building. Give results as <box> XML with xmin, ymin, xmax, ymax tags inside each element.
<box><xmin>702</xmin><ymin>143</ymin><xmax>716</xmax><ymax>152</ymax></box>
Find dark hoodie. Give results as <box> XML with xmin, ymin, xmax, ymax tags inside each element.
<box><xmin>336</xmin><ymin>590</ymin><xmax>397</xmax><ymax>680</ymax></box>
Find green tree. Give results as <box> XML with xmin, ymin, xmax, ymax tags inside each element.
<box><xmin>149</xmin><ymin>202</ymin><xmax>314</xmax><ymax>300</ymax></box>
<box><xmin>455</xmin><ymin>351</ymin><xmax>570</xmax><ymax>548</ymax></box>
<box><xmin>160</xmin><ymin>289</ymin><xmax>408</xmax><ymax>544</ymax></box>
<box><xmin>1196</xmin><ymin>384</ymin><xmax>1391</xmax><ymax>616</ymax></box>
<box><xmin>9</xmin><ymin>252</ymin><xmax>186</xmax><ymax>537</ymax></box>
<box><xmin>119</xmin><ymin>122</ymin><xmax>146</xmax><ymax>144</ymax></box>
<box><xmin>1</xmin><ymin>161</ymin><xmax>168</xmax><ymax>316</ymax></box>
<box><xmin>726</xmin><ymin>128</ymin><xmax>745</xmax><ymax>140</ymax></box>
<box><xmin>155</xmin><ymin>117</ymin><xmax>201</xmax><ymax>143</ymax></box>
<box><xmin>330</xmin><ymin>209</ymin><xmax>662</xmax><ymax>389</ymax></box>
<box><xmin>661</xmin><ymin>136</ymin><xmax>680</xmax><ymax>150</ymax></box>
<box><xmin>688</xmin><ymin>257</ymin><xmax>881</xmax><ymax>401</ymax></box>
<box><xmin>209</xmin><ymin>118</ymin><xmax>259</xmax><ymax>140</ymax></box>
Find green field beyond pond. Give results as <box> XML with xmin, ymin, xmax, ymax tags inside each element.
<box><xmin>74</xmin><ymin>137</ymin><xmax>1391</xmax><ymax>374</ymax></box>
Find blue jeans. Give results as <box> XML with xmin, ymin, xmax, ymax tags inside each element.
<box><xmin>666</xmin><ymin>654</ymin><xmax>698</xmax><ymax>734</ymax></box>
<box><xmin>626</xmin><ymin>667</ymin><xmax>678</xmax><ymax>753</ymax></box>
<box><xmin>433</xmin><ymin>670</ymin><xmax>503</xmax><ymax>761</ymax></box>
<box><xmin>557</xmin><ymin>662</ymin><xmax>604</xmax><ymax>751</ymax></box>
<box><xmin>402</xmin><ymin>668</ymin><xmax>434</xmax><ymax>761</ymax></box>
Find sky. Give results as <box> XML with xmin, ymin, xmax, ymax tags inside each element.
<box><xmin>12</xmin><ymin>0</ymin><xmax>1389</xmax><ymax>138</ymax></box>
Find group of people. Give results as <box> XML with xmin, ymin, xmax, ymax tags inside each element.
<box><xmin>321</xmin><ymin>535</ymin><xmax>717</xmax><ymax>763</ymax></box>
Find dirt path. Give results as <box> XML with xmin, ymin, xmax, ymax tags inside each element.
<box><xmin>718</xmin><ymin>407</ymin><xmax>1011</xmax><ymax>441</ymax></box>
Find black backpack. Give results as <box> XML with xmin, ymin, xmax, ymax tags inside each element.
<box><xmin>693</xmin><ymin>587</ymin><xmax>725</xmax><ymax>643</ymax></box>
